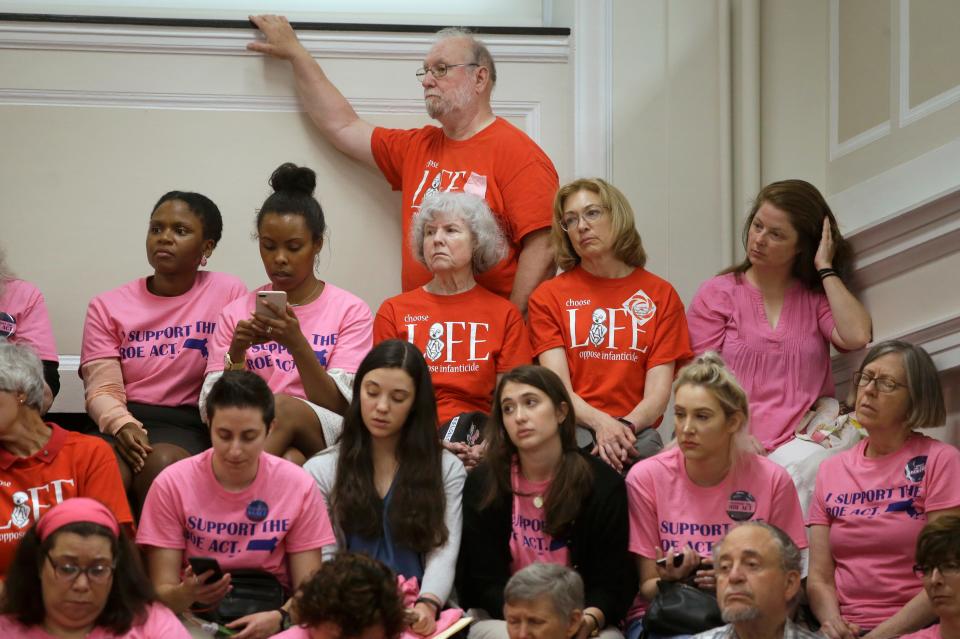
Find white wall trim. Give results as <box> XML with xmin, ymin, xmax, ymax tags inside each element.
<box><xmin>898</xmin><ymin>0</ymin><xmax>960</xmax><ymax>128</ymax></box>
<box><xmin>0</xmin><ymin>21</ymin><xmax>570</xmax><ymax>62</ymax></box>
<box><xmin>572</xmin><ymin>0</ymin><xmax>612</xmax><ymax>179</ymax></box>
<box><xmin>833</xmin><ymin>313</ymin><xmax>960</xmax><ymax>386</ymax></box>
<box><xmin>829</xmin><ymin>135</ymin><xmax>960</xmax><ymax>234</ymax></box>
<box><xmin>0</xmin><ymin>88</ymin><xmax>542</xmax><ymax>139</ymax></box>
<box><xmin>60</xmin><ymin>355</ymin><xmax>80</xmax><ymax>372</ymax></box>
<box><xmin>848</xmin><ymin>188</ymin><xmax>960</xmax><ymax>288</ymax></box>
<box><xmin>831</xmin><ymin>120</ymin><xmax>892</xmax><ymax>160</ymax></box>
<box><xmin>828</xmin><ymin>0</ymin><xmax>891</xmax><ymax>161</ymax></box>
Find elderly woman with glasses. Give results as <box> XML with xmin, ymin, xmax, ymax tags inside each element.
<box><xmin>374</xmin><ymin>191</ymin><xmax>531</xmax><ymax>468</ymax></box>
<box><xmin>0</xmin><ymin>497</ymin><xmax>190</xmax><ymax>638</ymax></box>
<box><xmin>527</xmin><ymin>178</ymin><xmax>693</xmax><ymax>472</ymax></box>
<box><xmin>902</xmin><ymin>516</ymin><xmax>960</xmax><ymax>639</ymax></box>
<box><xmin>0</xmin><ymin>341</ymin><xmax>133</xmax><ymax>582</ymax></box>
<box><xmin>807</xmin><ymin>340</ymin><xmax>960</xmax><ymax>639</ymax></box>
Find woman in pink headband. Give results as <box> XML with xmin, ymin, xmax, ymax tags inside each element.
<box><xmin>0</xmin><ymin>497</ymin><xmax>190</xmax><ymax>638</ymax></box>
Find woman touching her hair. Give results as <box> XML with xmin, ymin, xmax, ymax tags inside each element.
<box><xmin>687</xmin><ymin>180</ymin><xmax>871</xmax><ymax>453</ymax></box>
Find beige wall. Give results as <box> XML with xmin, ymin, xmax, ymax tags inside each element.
<box><xmin>611</xmin><ymin>0</ymin><xmax>730</xmax><ymax>303</ymax></box>
<box><xmin>759</xmin><ymin>0</ymin><xmax>828</xmax><ymax>188</ymax></box>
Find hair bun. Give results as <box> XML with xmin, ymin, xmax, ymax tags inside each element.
<box><xmin>269</xmin><ymin>162</ymin><xmax>316</xmax><ymax>196</ymax></box>
<box><xmin>695</xmin><ymin>351</ymin><xmax>727</xmax><ymax>370</ymax></box>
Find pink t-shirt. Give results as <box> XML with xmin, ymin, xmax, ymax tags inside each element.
<box><xmin>626</xmin><ymin>446</ymin><xmax>807</xmax><ymax>618</ymax></box>
<box><xmin>508</xmin><ymin>462</ymin><xmax>570</xmax><ymax>573</ymax></box>
<box><xmin>137</xmin><ymin>449</ymin><xmax>335</xmax><ymax>590</ymax></box>
<box><xmin>900</xmin><ymin>626</ymin><xmax>943</xmax><ymax>639</ymax></box>
<box><xmin>81</xmin><ymin>271</ymin><xmax>247</xmax><ymax>407</ymax></box>
<box><xmin>0</xmin><ymin>278</ymin><xmax>58</xmax><ymax>361</ymax></box>
<box><xmin>0</xmin><ymin>603</ymin><xmax>190</xmax><ymax>638</ymax></box>
<box><xmin>809</xmin><ymin>434</ymin><xmax>960</xmax><ymax>629</ymax></box>
<box><xmin>207</xmin><ymin>283</ymin><xmax>372</xmax><ymax>396</ymax></box>
<box><xmin>686</xmin><ymin>274</ymin><xmax>836</xmax><ymax>451</ymax></box>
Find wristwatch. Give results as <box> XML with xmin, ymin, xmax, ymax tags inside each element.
<box><xmin>224</xmin><ymin>352</ymin><xmax>246</xmax><ymax>371</ymax></box>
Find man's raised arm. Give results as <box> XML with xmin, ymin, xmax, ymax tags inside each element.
<box><xmin>248</xmin><ymin>14</ymin><xmax>376</xmax><ymax>167</ymax></box>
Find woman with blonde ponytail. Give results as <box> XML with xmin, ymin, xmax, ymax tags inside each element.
<box><xmin>622</xmin><ymin>353</ymin><xmax>808</xmax><ymax>638</ymax></box>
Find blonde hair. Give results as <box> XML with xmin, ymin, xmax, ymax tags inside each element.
<box><xmin>551</xmin><ymin>178</ymin><xmax>646</xmax><ymax>271</ymax></box>
<box><xmin>673</xmin><ymin>352</ymin><xmax>751</xmax><ymax>457</ymax></box>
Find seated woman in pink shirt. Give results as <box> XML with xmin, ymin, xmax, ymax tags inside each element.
<box><xmin>205</xmin><ymin>162</ymin><xmax>373</xmax><ymax>464</ymax></box>
<box><xmin>625</xmin><ymin>353</ymin><xmax>807</xmax><ymax>639</ymax></box>
<box><xmin>901</xmin><ymin>516</ymin><xmax>960</xmax><ymax>639</ymax></box>
<box><xmin>138</xmin><ymin>371</ymin><xmax>334</xmax><ymax>639</ymax></box>
<box><xmin>1</xmin><ymin>247</ymin><xmax>60</xmax><ymax>412</ymax></box>
<box><xmin>808</xmin><ymin>341</ymin><xmax>960</xmax><ymax>639</ymax></box>
<box><xmin>686</xmin><ymin>180</ymin><xmax>872</xmax><ymax>452</ymax></box>
<box><xmin>0</xmin><ymin>497</ymin><xmax>190</xmax><ymax>639</ymax></box>
<box><xmin>80</xmin><ymin>191</ymin><xmax>247</xmax><ymax>510</ymax></box>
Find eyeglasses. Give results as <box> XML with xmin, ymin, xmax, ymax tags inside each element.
<box><xmin>559</xmin><ymin>206</ymin><xmax>607</xmax><ymax>232</ymax></box>
<box><xmin>913</xmin><ymin>562</ymin><xmax>960</xmax><ymax>579</ymax></box>
<box><xmin>853</xmin><ymin>371</ymin><xmax>908</xmax><ymax>394</ymax></box>
<box><xmin>415</xmin><ymin>63</ymin><xmax>479</xmax><ymax>80</ymax></box>
<box><xmin>45</xmin><ymin>555</ymin><xmax>116</xmax><ymax>584</ymax></box>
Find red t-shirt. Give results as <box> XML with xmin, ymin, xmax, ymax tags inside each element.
<box><xmin>0</xmin><ymin>424</ymin><xmax>134</xmax><ymax>576</ymax></box>
<box><xmin>374</xmin><ymin>286</ymin><xmax>531</xmax><ymax>423</ymax></box>
<box><xmin>527</xmin><ymin>267</ymin><xmax>693</xmax><ymax>419</ymax></box>
<box><xmin>370</xmin><ymin>117</ymin><xmax>558</xmax><ymax>298</ymax></box>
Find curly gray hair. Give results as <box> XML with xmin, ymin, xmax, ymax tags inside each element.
<box><xmin>0</xmin><ymin>340</ymin><xmax>45</xmax><ymax>411</ymax></box>
<box><xmin>410</xmin><ymin>191</ymin><xmax>507</xmax><ymax>274</ymax></box>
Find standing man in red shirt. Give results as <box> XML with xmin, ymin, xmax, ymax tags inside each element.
<box><xmin>248</xmin><ymin>16</ymin><xmax>558</xmax><ymax>313</ymax></box>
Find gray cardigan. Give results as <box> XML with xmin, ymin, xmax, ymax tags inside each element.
<box><xmin>303</xmin><ymin>445</ymin><xmax>466</xmax><ymax>604</ymax></box>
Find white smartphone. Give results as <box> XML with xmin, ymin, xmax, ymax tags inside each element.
<box><xmin>255</xmin><ymin>290</ymin><xmax>287</xmax><ymax>319</ymax></box>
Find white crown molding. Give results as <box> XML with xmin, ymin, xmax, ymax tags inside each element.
<box><xmin>898</xmin><ymin>0</ymin><xmax>960</xmax><ymax>128</ymax></box>
<box><xmin>828</xmin><ymin>0</ymin><xmax>891</xmax><ymax>161</ymax></box>
<box><xmin>572</xmin><ymin>0</ymin><xmax>612</xmax><ymax>179</ymax></box>
<box><xmin>0</xmin><ymin>88</ymin><xmax>541</xmax><ymax>139</ymax></box>
<box><xmin>847</xmin><ymin>188</ymin><xmax>960</xmax><ymax>289</ymax></box>
<box><xmin>832</xmin><ymin>312</ymin><xmax>960</xmax><ymax>387</ymax></box>
<box><xmin>0</xmin><ymin>21</ymin><xmax>570</xmax><ymax>62</ymax></box>
<box><xmin>829</xmin><ymin>135</ymin><xmax>960</xmax><ymax>234</ymax></box>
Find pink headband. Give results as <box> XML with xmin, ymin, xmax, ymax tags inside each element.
<box><xmin>36</xmin><ymin>498</ymin><xmax>120</xmax><ymax>542</ymax></box>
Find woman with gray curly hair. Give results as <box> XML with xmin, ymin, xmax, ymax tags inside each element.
<box><xmin>374</xmin><ymin>191</ymin><xmax>531</xmax><ymax>469</ymax></box>
<box><xmin>0</xmin><ymin>341</ymin><xmax>133</xmax><ymax>580</ymax></box>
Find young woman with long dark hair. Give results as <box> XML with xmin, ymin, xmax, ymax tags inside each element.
<box><xmin>456</xmin><ymin>365</ymin><xmax>635</xmax><ymax>639</ymax></box>
<box><xmin>305</xmin><ymin>340</ymin><xmax>466</xmax><ymax>636</ymax></box>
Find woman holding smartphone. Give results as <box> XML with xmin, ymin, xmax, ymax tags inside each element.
<box><xmin>205</xmin><ymin>163</ymin><xmax>373</xmax><ymax>464</ymax></box>
<box><xmin>624</xmin><ymin>353</ymin><xmax>807</xmax><ymax>638</ymax></box>
<box><xmin>138</xmin><ymin>371</ymin><xmax>333</xmax><ymax>639</ymax></box>
<box><xmin>305</xmin><ymin>340</ymin><xmax>466</xmax><ymax>636</ymax></box>
<box><xmin>80</xmin><ymin>190</ymin><xmax>247</xmax><ymax>510</ymax></box>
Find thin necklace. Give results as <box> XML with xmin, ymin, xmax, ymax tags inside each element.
<box><xmin>290</xmin><ymin>280</ymin><xmax>322</xmax><ymax>307</ymax></box>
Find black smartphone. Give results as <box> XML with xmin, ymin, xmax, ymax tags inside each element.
<box><xmin>188</xmin><ymin>557</ymin><xmax>224</xmax><ymax>584</ymax></box>
<box><xmin>656</xmin><ymin>553</ymin><xmax>685</xmax><ymax>568</ymax></box>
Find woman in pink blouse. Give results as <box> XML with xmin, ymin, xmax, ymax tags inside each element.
<box><xmin>686</xmin><ymin>180</ymin><xmax>872</xmax><ymax>452</ymax></box>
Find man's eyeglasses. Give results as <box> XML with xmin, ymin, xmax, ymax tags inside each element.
<box><xmin>912</xmin><ymin>562</ymin><xmax>960</xmax><ymax>579</ymax></box>
<box><xmin>559</xmin><ymin>207</ymin><xmax>607</xmax><ymax>232</ymax></box>
<box><xmin>45</xmin><ymin>555</ymin><xmax>116</xmax><ymax>584</ymax></box>
<box><xmin>853</xmin><ymin>371</ymin><xmax>908</xmax><ymax>394</ymax></box>
<box><xmin>415</xmin><ymin>63</ymin><xmax>479</xmax><ymax>80</ymax></box>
